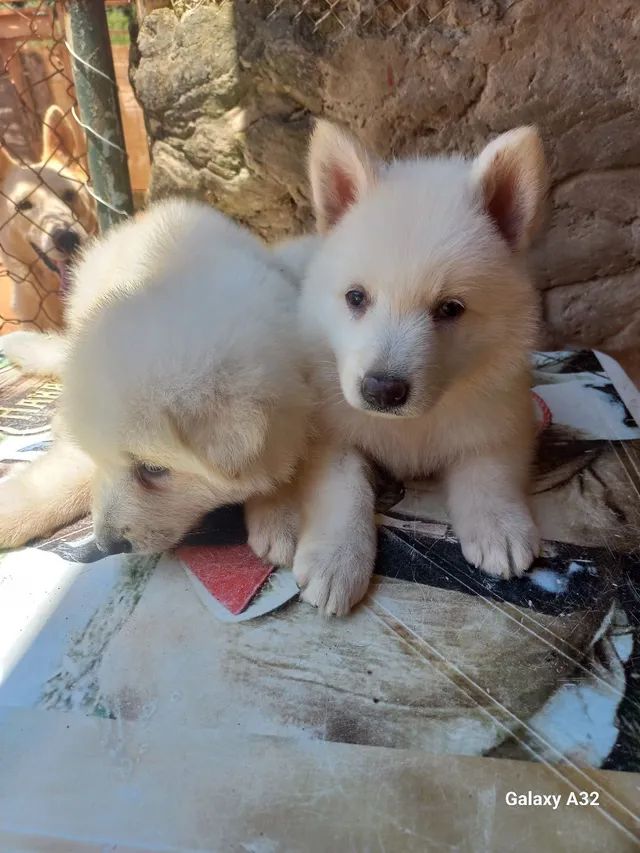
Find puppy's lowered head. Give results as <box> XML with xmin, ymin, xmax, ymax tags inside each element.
<box><xmin>301</xmin><ymin>121</ymin><xmax>548</xmax><ymax>417</ymax></box>
<box><xmin>61</xmin><ymin>199</ymin><xmax>310</xmax><ymax>554</ymax></box>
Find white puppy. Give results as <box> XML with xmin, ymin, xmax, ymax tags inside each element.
<box><xmin>270</xmin><ymin>121</ymin><xmax>547</xmax><ymax>615</ymax></box>
<box><xmin>0</xmin><ymin>199</ymin><xmax>311</xmax><ymax>554</ymax></box>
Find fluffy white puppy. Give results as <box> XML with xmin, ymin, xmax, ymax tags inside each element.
<box><xmin>0</xmin><ymin>199</ymin><xmax>311</xmax><ymax>554</ymax></box>
<box><xmin>267</xmin><ymin>121</ymin><xmax>547</xmax><ymax>615</ymax></box>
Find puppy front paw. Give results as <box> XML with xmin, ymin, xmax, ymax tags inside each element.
<box><xmin>3</xmin><ymin>331</ymin><xmax>58</xmax><ymax>376</ymax></box>
<box><xmin>245</xmin><ymin>496</ymin><xmax>297</xmax><ymax>567</ymax></box>
<box><xmin>456</xmin><ymin>506</ymin><xmax>539</xmax><ymax>579</ymax></box>
<box><xmin>293</xmin><ymin>543</ymin><xmax>374</xmax><ymax>617</ymax></box>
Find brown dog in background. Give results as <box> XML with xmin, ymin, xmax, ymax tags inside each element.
<box><xmin>0</xmin><ymin>105</ymin><xmax>96</xmax><ymax>331</ymax></box>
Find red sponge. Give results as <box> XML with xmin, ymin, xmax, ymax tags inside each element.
<box><xmin>176</xmin><ymin>544</ymin><xmax>274</xmax><ymax>615</ymax></box>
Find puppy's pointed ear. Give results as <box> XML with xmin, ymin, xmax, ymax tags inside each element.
<box><xmin>42</xmin><ymin>105</ymin><xmax>81</xmax><ymax>163</ymax></box>
<box><xmin>0</xmin><ymin>145</ymin><xmax>18</xmax><ymax>180</ymax></box>
<box><xmin>471</xmin><ymin>126</ymin><xmax>548</xmax><ymax>250</ymax></box>
<box><xmin>169</xmin><ymin>396</ymin><xmax>268</xmax><ymax>479</ymax></box>
<box><xmin>309</xmin><ymin>119</ymin><xmax>380</xmax><ymax>233</ymax></box>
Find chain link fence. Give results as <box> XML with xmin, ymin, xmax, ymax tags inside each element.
<box><xmin>0</xmin><ymin>0</ymin><xmax>145</xmax><ymax>335</ymax></box>
<box><xmin>169</xmin><ymin>0</ymin><xmax>451</xmax><ymax>35</ymax></box>
<box><xmin>0</xmin><ymin>0</ymin><xmax>98</xmax><ymax>333</ymax></box>
<box><xmin>264</xmin><ymin>0</ymin><xmax>451</xmax><ymax>35</ymax></box>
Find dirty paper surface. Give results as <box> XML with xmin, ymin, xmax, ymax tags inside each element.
<box><xmin>1</xmin><ymin>349</ymin><xmax>639</xmax><ymax>850</ymax></box>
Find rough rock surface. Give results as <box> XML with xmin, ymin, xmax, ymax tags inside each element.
<box><xmin>132</xmin><ymin>0</ymin><xmax>640</xmax><ymax>349</ymax></box>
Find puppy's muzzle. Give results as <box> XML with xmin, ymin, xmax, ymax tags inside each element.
<box><xmin>96</xmin><ymin>531</ymin><xmax>133</xmax><ymax>556</ymax></box>
<box><xmin>361</xmin><ymin>374</ymin><xmax>410</xmax><ymax>411</ymax></box>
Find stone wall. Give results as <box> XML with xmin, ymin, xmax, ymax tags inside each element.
<box><xmin>132</xmin><ymin>0</ymin><xmax>640</xmax><ymax>350</ymax></box>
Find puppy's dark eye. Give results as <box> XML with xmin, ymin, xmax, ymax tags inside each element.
<box><xmin>434</xmin><ymin>299</ymin><xmax>465</xmax><ymax>321</ymax></box>
<box><xmin>135</xmin><ymin>461</ymin><xmax>170</xmax><ymax>488</ymax></box>
<box><xmin>62</xmin><ymin>189</ymin><xmax>77</xmax><ymax>204</ymax></box>
<box><xmin>345</xmin><ymin>288</ymin><xmax>368</xmax><ymax>310</ymax></box>
<box><xmin>16</xmin><ymin>199</ymin><xmax>33</xmax><ymax>212</ymax></box>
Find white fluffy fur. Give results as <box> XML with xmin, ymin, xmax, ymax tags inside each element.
<box><xmin>0</xmin><ymin>199</ymin><xmax>312</xmax><ymax>554</ymax></box>
<box><xmin>268</xmin><ymin>121</ymin><xmax>548</xmax><ymax>615</ymax></box>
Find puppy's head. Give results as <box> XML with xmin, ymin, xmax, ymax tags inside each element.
<box><xmin>61</xmin><ymin>202</ymin><xmax>308</xmax><ymax>554</ymax></box>
<box><xmin>74</xmin><ymin>377</ymin><xmax>274</xmax><ymax>555</ymax></box>
<box><xmin>302</xmin><ymin>121</ymin><xmax>547</xmax><ymax>417</ymax></box>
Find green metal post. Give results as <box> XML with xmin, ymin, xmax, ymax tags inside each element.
<box><xmin>66</xmin><ymin>0</ymin><xmax>134</xmax><ymax>232</ymax></box>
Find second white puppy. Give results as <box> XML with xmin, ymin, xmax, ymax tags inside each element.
<box><xmin>272</xmin><ymin>122</ymin><xmax>547</xmax><ymax>615</ymax></box>
<box><xmin>0</xmin><ymin>199</ymin><xmax>312</xmax><ymax>555</ymax></box>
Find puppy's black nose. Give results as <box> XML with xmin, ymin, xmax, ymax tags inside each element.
<box><xmin>97</xmin><ymin>535</ymin><xmax>133</xmax><ymax>556</ymax></box>
<box><xmin>361</xmin><ymin>374</ymin><xmax>410</xmax><ymax>409</ymax></box>
<box><xmin>52</xmin><ymin>227</ymin><xmax>81</xmax><ymax>256</ymax></box>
